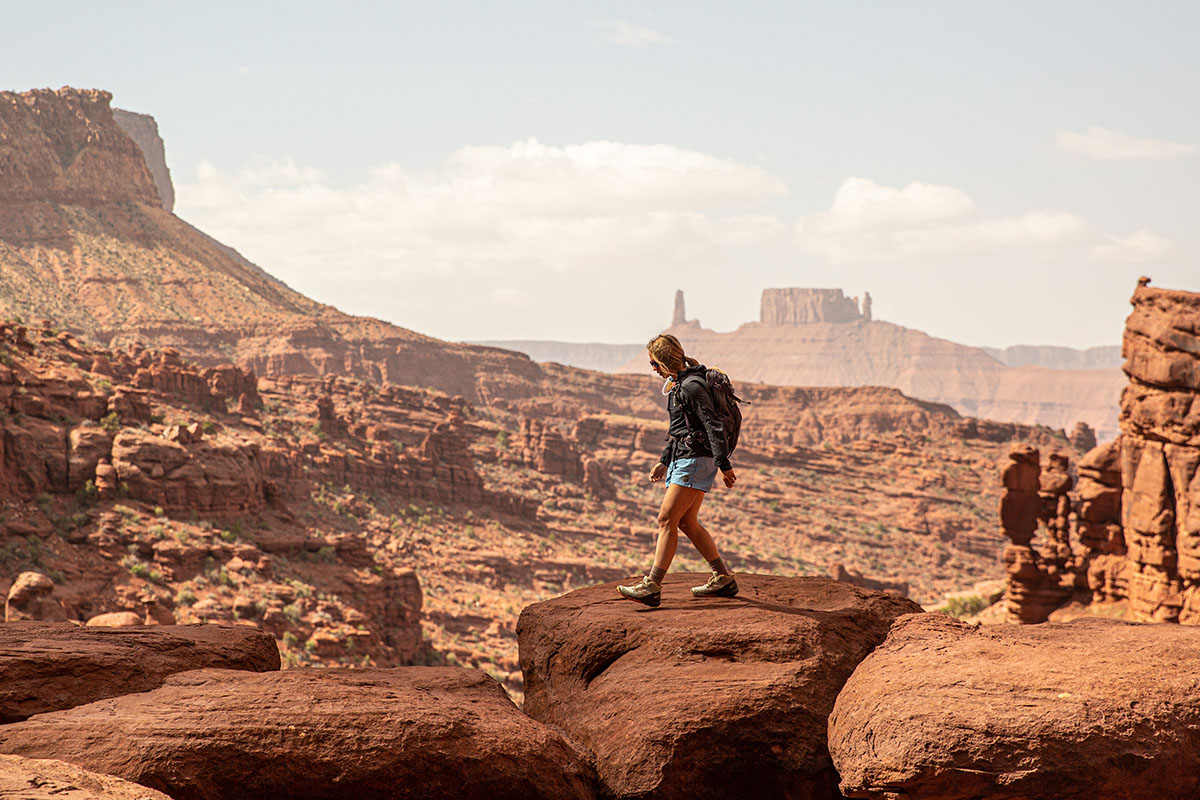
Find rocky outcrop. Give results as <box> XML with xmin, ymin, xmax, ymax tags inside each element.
<box><xmin>0</xmin><ymin>88</ymin><xmax>160</xmax><ymax>207</ymax></box>
<box><xmin>0</xmin><ymin>754</ymin><xmax>173</xmax><ymax>800</ymax></box>
<box><xmin>760</xmin><ymin>288</ymin><xmax>865</xmax><ymax>324</ymax></box>
<box><xmin>1075</xmin><ymin>440</ymin><xmax>1127</xmax><ymax>602</ymax></box>
<box><xmin>111</xmin><ymin>107</ymin><xmax>173</xmax><ymax>212</ymax></box>
<box><xmin>999</xmin><ymin>446</ymin><xmax>1071</xmax><ymax>623</ymax></box>
<box><xmin>0</xmin><ymin>622</ymin><xmax>279</xmax><ymax>723</ymax></box>
<box><xmin>829</xmin><ymin>613</ymin><xmax>1200</xmax><ymax>800</ymax></box>
<box><xmin>518</xmin><ymin>575</ymin><xmax>921</xmax><ymax>800</ymax></box>
<box><xmin>0</xmin><ymin>667</ymin><xmax>598</xmax><ymax>800</ymax></box>
<box><xmin>4</xmin><ymin>572</ymin><xmax>66</xmax><ymax>622</ymax></box>
<box><xmin>1069</xmin><ymin>420</ymin><xmax>1098</xmax><ymax>451</ymax></box>
<box><xmin>1117</xmin><ymin>280</ymin><xmax>1200</xmax><ymax>623</ymax></box>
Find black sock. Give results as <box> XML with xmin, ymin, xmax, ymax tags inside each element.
<box><xmin>707</xmin><ymin>557</ymin><xmax>731</xmax><ymax>577</ymax></box>
<box><xmin>648</xmin><ymin>566</ymin><xmax>666</xmax><ymax>585</ymax></box>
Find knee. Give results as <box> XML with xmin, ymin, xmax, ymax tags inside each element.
<box><xmin>656</xmin><ymin>512</ymin><xmax>675</xmax><ymax>531</ymax></box>
<box><xmin>678</xmin><ymin>518</ymin><xmax>695</xmax><ymax>537</ymax></box>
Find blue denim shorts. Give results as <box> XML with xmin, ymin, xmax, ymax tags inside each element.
<box><xmin>666</xmin><ymin>455</ymin><xmax>718</xmax><ymax>492</ymax></box>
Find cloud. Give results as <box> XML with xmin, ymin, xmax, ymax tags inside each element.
<box><xmin>796</xmin><ymin>177</ymin><xmax>1173</xmax><ymax>264</ymax></box>
<box><xmin>592</xmin><ymin>19</ymin><xmax>675</xmax><ymax>46</ymax></box>
<box><xmin>1054</xmin><ymin>125</ymin><xmax>1196</xmax><ymax>161</ymax></box>
<box><xmin>177</xmin><ymin>140</ymin><xmax>786</xmax><ymax>287</ymax></box>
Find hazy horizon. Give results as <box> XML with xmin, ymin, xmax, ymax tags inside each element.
<box><xmin>7</xmin><ymin>1</ymin><xmax>1198</xmax><ymax>349</ymax></box>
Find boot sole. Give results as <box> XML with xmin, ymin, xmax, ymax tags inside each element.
<box><xmin>617</xmin><ymin>588</ymin><xmax>662</xmax><ymax>607</ymax></box>
<box><xmin>691</xmin><ymin>580</ymin><xmax>739</xmax><ymax>598</ymax></box>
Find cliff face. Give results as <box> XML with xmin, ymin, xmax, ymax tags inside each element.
<box><xmin>0</xmin><ymin>88</ymin><xmax>160</xmax><ymax>206</ymax></box>
<box><xmin>111</xmin><ymin>108</ymin><xmax>173</xmax><ymax>212</ymax></box>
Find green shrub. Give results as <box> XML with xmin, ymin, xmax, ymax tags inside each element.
<box><xmin>176</xmin><ymin>588</ymin><xmax>197</xmax><ymax>606</ymax></box>
<box><xmin>943</xmin><ymin>595</ymin><xmax>988</xmax><ymax>619</ymax></box>
<box><xmin>100</xmin><ymin>412</ymin><xmax>120</xmax><ymax>433</ymax></box>
<box><xmin>35</xmin><ymin>493</ymin><xmax>53</xmax><ymax>512</ymax></box>
<box><xmin>76</xmin><ymin>479</ymin><xmax>99</xmax><ymax>505</ymax></box>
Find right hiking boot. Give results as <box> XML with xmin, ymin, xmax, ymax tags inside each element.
<box><xmin>691</xmin><ymin>572</ymin><xmax>739</xmax><ymax>598</ymax></box>
<box><xmin>617</xmin><ymin>576</ymin><xmax>662</xmax><ymax>607</ymax></box>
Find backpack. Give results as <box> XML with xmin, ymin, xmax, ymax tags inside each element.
<box><xmin>676</xmin><ymin>368</ymin><xmax>749</xmax><ymax>456</ymax></box>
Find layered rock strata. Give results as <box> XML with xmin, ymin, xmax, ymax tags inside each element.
<box><xmin>0</xmin><ymin>667</ymin><xmax>598</xmax><ymax>800</ymax></box>
<box><xmin>829</xmin><ymin>613</ymin><xmax>1200</xmax><ymax>800</ymax></box>
<box><xmin>1118</xmin><ymin>279</ymin><xmax>1200</xmax><ymax>623</ymax></box>
<box><xmin>1000</xmin><ymin>445</ymin><xmax>1070</xmax><ymax>622</ymax></box>
<box><xmin>518</xmin><ymin>575</ymin><xmax>921</xmax><ymax>800</ymax></box>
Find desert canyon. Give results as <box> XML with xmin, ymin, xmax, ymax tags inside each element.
<box><xmin>1</xmin><ymin>86</ymin><xmax>1199</xmax><ymax>799</ymax></box>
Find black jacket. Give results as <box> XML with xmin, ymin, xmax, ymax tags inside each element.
<box><xmin>657</xmin><ymin>365</ymin><xmax>732</xmax><ymax>471</ymax></box>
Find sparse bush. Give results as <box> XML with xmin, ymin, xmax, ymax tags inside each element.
<box><xmin>219</xmin><ymin>529</ymin><xmax>237</xmax><ymax>543</ymax></box>
<box><xmin>202</xmin><ymin>421</ymin><xmax>217</xmax><ymax>436</ymax></box>
<box><xmin>315</xmin><ymin>545</ymin><xmax>336</xmax><ymax>563</ymax></box>
<box><xmin>282</xmin><ymin>631</ymin><xmax>299</xmax><ymax>647</ymax></box>
<box><xmin>283</xmin><ymin>604</ymin><xmax>302</xmax><ymax>623</ymax></box>
<box><xmin>35</xmin><ymin>493</ymin><xmax>53</xmax><ymax>513</ymax></box>
<box><xmin>154</xmin><ymin>506</ymin><xmax>165</xmax><ymax>517</ymax></box>
<box><xmin>176</xmin><ymin>588</ymin><xmax>197</xmax><ymax>606</ymax></box>
<box><xmin>100</xmin><ymin>412</ymin><xmax>120</xmax><ymax>433</ymax></box>
<box><xmin>943</xmin><ymin>595</ymin><xmax>988</xmax><ymax>619</ymax></box>
<box><xmin>495</xmin><ymin>431</ymin><xmax>509</xmax><ymax>450</ymax></box>
<box><xmin>76</xmin><ymin>479</ymin><xmax>99</xmax><ymax>505</ymax></box>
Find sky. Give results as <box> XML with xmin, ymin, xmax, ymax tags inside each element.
<box><xmin>5</xmin><ymin>1</ymin><xmax>1199</xmax><ymax>348</ymax></box>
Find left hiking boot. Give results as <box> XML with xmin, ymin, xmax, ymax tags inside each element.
<box><xmin>691</xmin><ymin>573</ymin><xmax>739</xmax><ymax>598</ymax></box>
<box><xmin>617</xmin><ymin>576</ymin><xmax>662</xmax><ymax>607</ymax></box>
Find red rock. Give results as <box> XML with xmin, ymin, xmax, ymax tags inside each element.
<box><xmin>85</xmin><ymin>611</ymin><xmax>143</xmax><ymax>627</ymax></box>
<box><xmin>0</xmin><ymin>667</ymin><xmax>597</xmax><ymax>800</ymax></box>
<box><xmin>4</xmin><ymin>572</ymin><xmax>65</xmax><ymax>622</ymax></box>
<box><xmin>518</xmin><ymin>575</ymin><xmax>920</xmax><ymax>800</ymax></box>
<box><xmin>829</xmin><ymin>613</ymin><xmax>1200</xmax><ymax>800</ymax></box>
<box><xmin>0</xmin><ymin>753</ymin><xmax>173</xmax><ymax>800</ymax></box>
<box><xmin>0</xmin><ymin>622</ymin><xmax>279</xmax><ymax>723</ymax></box>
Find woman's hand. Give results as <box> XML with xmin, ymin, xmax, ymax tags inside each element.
<box><xmin>721</xmin><ymin>469</ymin><xmax>737</xmax><ymax>488</ymax></box>
<box><xmin>649</xmin><ymin>462</ymin><xmax>667</xmax><ymax>482</ymax></box>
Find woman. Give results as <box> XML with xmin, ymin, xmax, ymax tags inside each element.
<box><xmin>618</xmin><ymin>334</ymin><xmax>738</xmax><ymax>607</ymax></box>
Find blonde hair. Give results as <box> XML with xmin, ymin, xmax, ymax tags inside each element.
<box><xmin>647</xmin><ymin>333</ymin><xmax>699</xmax><ymax>374</ymax></box>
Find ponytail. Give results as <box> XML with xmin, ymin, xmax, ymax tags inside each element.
<box><xmin>647</xmin><ymin>333</ymin><xmax>697</xmax><ymax>373</ymax></box>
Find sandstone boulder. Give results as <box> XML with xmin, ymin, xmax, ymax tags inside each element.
<box><xmin>4</xmin><ymin>572</ymin><xmax>66</xmax><ymax>622</ymax></box>
<box><xmin>829</xmin><ymin>613</ymin><xmax>1200</xmax><ymax>800</ymax></box>
<box><xmin>0</xmin><ymin>622</ymin><xmax>279</xmax><ymax>722</ymax></box>
<box><xmin>0</xmin><ymin>667</ymin><xmax>597</xmax><ymax>800</ymax></box>
<box><xmin>0</xmin><ymin>753</ymin><xmax>172</xmax><ymax>800</ymax></box>
<box><xmin>518</xmin><ymin>574</ymin><xmax>921</xmax><ymax>800</ymax></box>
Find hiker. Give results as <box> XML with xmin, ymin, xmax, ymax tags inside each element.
<box><xmin>618</xmin><ymin>333</ymin><xmax>739</xmax><ymax>607</ymax></box>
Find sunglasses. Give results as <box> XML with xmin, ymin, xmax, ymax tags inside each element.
<box><xmin>649</xmin><ymin>359</ymin><xmax>660</xmax><ymax>370</ymax></box>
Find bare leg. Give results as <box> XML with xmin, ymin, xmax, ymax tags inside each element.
<box><xmin>677</xmin><ymin>491</ymin><xmax>722</xmax><ymax>562</ymax></box>
<box><xmin>653</xmin><ymin>483</ymin><xmax>706</xmax><ymax>573</ymax></box>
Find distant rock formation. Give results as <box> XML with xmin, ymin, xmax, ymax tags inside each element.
<box><xmin>111</xmin><ymin>108</ymin><xmax>174</xmax><ymax>212</ymax></box>
<box><xmin>672</xmin><ymin>288</ymin><xmax>687</xmax><ymax>325</ymax></box>
<box><xmin>615</xmin><ymin>289</ymin><xmax>1125</xmax><ymax>441</ymax></box>
<box><xmin>983</xmin><ymin>344</ymin><xmax>1123</xmax><ymax>370</ymax></box>
<box><xmin>760</xmin><ymin>287</ymin><xmax>865</xmax><ymax>325</ymax></box>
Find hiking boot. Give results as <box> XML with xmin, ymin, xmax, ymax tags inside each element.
<box><xmin>617</xmin><ymin>576</ymin><xmax>662</xmax><ymax>607</ymax></box>
<box><xmin>691</xmin><ymin>573</ymin><xmax>738</xmax><ymax>598</ymax></box>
